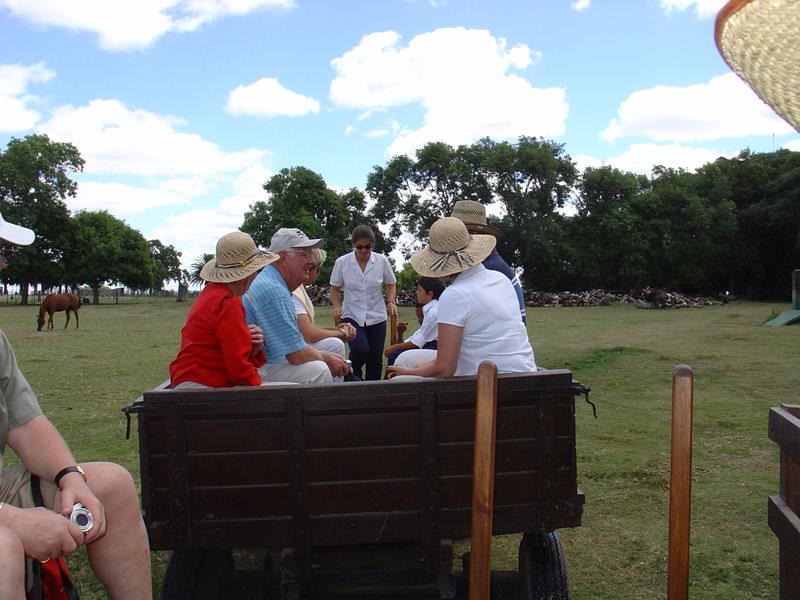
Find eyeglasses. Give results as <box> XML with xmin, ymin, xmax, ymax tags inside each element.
<box><xmin>354</xmin><ymin>244</ymin><xmax>372</xmax><ymax>250</ymax></box>
<box><xmin>286</xmin><ymin>249</ymin><xmax>313</xmax><ymax>259</ymax></box>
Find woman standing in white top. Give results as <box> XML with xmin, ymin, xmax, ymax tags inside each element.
<box><xmin>387</xmin><ymin>217</ymin><xmax>535</xmax><ymax>379</ymax></box>
<box><xmin>330</xmin><ymin>225</ymin><xmax>397</xmax><ymax>380</ymax></box>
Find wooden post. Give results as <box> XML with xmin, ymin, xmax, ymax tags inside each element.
<box><xmin>390</xmin><ymin>311</ymin><xmax>398</xmax><ymax>345</ymax></box>
<box><xmin>469</xmin><ymin>361</ymin><xmax>498</xmax><ymax>600</ymax></box>
<box><xmin>668</xmin><ymin>365</ymin><xmax>694</xmax><ymax>600</ymax></box>
<box><xmin>792</xmin><ymin>269</ymin><xmax>799</xmax><ymax>311</ymax></box>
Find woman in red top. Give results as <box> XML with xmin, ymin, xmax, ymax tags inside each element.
<box><xmin>169</xmin><ymin>231</ymin><xmax>278</xmax><ymax>388</ymax></box>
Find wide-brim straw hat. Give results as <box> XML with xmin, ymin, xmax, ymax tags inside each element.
<box><xmin>450</xmin><ymin>200</ymin><xmax>502</xmax><ymax>236</ymax></box>
<box><xmin>410</xmin><ymin>217</ymin><xmax>496</xmax><ymax>278</ymax></box>
<box><xmin>200</xmin><ymin>231</ymin><xmax>278</xmax><ymax>283</ymax></box>
<box><xmin>715</xmin><ymin>0</ymin><xmax>800</xmax><ymax>132</ymax></box>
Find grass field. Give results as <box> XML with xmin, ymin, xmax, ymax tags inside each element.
<box><xmin>1</xmin><ymin>296</ymin><xmax>797</xmax><ymax>598</ymax></box>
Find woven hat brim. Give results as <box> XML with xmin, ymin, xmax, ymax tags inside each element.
<box><xmin>715</xmin><ymin>0</ymin><xmax>800</xmax><ymax>132</ymax></box>
<box><xmin>200</xmin><ymin>251</ymin><xmax>279</xmax><ymax>283</ymax></box>
<box><xmin>463</xmin><ymin>221</ymin><xmax>502</xmax><ymax>237</ymax></box>
<box><xmin>409</xmin><ymin>234</ymin><xmax>497</xmax><ymax>278</ymax></box>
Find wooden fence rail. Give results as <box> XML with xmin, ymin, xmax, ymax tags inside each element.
<box><xmin>768</xmin><ymin>404</ymin><xmax>800</xmax><ymax>599</ymax></box>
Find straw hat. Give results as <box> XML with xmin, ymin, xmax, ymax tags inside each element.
<box><xmin>200</xmin><ymin>231</ymin><xmax>278</xmax><ymax>283</ymax></box>
<box><xmin>410</xmin><ymin>217</ymin><xmax>496</xmax><ymax>277</ymax></box>
<box><xmin>715</xmin><ymin>0</ymin><xmax>800</xmax><ymax>132</ymax></box>
<box><xmin>449</xmin><ymin>200</ymin><xmax>502</xmax><ymax>236</ymax></box>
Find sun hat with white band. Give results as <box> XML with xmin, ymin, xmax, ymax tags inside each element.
<box><xmin>0</xmin><ymin>211</ymin><xmax>35</xmax><ymax>246</ymax></box>
<box><xmin>715</xmin><ymin>0</ymin><xmax>800</xmax><ymax>132</ymax></box>
<box><xmin>200</xmin><ymin>231</ymin><xmax>278</xmax><ymax>283</ymax></box>
<box><xmin>410</xmin><ymin>217</ymin><xmax>496</xmax><ymax>278</ymax></box>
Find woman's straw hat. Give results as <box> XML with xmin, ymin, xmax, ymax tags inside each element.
<box><xmin>410</xmin><ymin>217</ymin><xmax>496</xmax><ymax>278</ymax></box>
<box><xmin>715</xmin><ymin>0</ymin><xmax>800</xmax><ymax>132</ymax></box>
<box><xmin>200</xmin><ymin>231</ymin><xmax>278</xmax><ymax>283</ymax></box>
<box><xmin>450</xmin><ymin>200</ymin><xmax>502</xmax><ymax>236</ymax></box>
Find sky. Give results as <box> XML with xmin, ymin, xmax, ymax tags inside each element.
<box><xmin>1</xmin><ymin>0</ymin><xmax>798</xmax><ymax>273</ymax></box>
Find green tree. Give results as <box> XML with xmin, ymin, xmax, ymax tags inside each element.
<box><xmin>484</xmin><ymin>137</ymin><xmax>578</xmax><ymax>290</ymax></box>
<box><xmin>367</xmin><ymin>141</ymin><xmax>492</xmax><ymax>257</ymax></box>
<box><xmin>570</xmin><ymin>166</ymin><xmax>650</xmax><ymax>290</ymax></box>
<box><xmin>64</xmin><ymin>211</ymin><xmax>154</xmax><ymax>304</ymax></box>
<box><xmin>242</xmin><ymin>166</ymin><xmax>371</xmax><ymax>281</ymax></box>
<box><xmin>0</xmin><ymin>134</ymin><xmax>84</xmax><ymax>303</ymax></box>
<box><xmin>148</xmin><ymin>239</ymin><xmax>182</xmax><ymax>293</ymax></box>
<box><xmin>188</xmin><ymin>253</ymin><xmax>213</xmax><ymax>287</ymax></box>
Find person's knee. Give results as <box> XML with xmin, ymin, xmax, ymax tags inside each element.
<box><xmin>0</xmin><ymin>526</ymin><xmax>25</xmax><ymax>590</ymax></box>
<box><xmin>84</xmin><ymin>462</ymin><xmax>137</xmax><ymax>506</ymax></box>
<box><xmin>309</xmin><ymin>361</ymin><xmax>333</xmax><ymax>384</ymax></box>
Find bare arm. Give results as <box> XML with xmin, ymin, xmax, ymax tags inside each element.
<box><xmin>330</xmin><ymin>285</ymin><xmax>343</xmax><ymax>323</ymax></box>
<box><xmin>296</xmin><ymin>313</ymin><xmax>354</xmax><ymax>344</ymax></box>
<box><xmin>386</xmin><ymin>323</ymin><xmax>462</xmax><ymax>378</ymax></box>
<box><xmin>385</xmin><ymin>283</ymin><xmax>398</xmax><ymax>317</ymax></box>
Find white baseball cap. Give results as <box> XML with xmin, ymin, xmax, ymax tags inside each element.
<box><xmin>0</xmin><ymin>212</ymin><xmax>35</xmax><ymax>245</ymax></box>
<box><xmin>268</xmin><ymin>228</ymin><xmax>324</xmax><ymax>253</ymax></box>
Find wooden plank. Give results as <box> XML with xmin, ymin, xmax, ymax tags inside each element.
<box><xmin>668</xmin><ymin>365</ymin><xmax>693</xmax><ymax>600</ymax></box>
<box><xmin>769</xmin><ymin>406</ymin><xmax>800</xmax><ymax>470</ymax></box>
<box><xmin>769</xmin><ymin>495</ymin><xmax>800</xmax><ymax>600</ymax></box>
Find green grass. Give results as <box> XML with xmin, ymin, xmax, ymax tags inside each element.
<box><xmin>2</xmin><ymin>298</ymin><xmax>797</xmax><ymax>598</ymax></box>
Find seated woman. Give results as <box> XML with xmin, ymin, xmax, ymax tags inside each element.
<box><xmin>387</xmin><ymin>217</ymin><xmax>536</xmax><ymax>379</ymax></box>
<box><xmin>169</xmin><ymin>231</ymin><xmax>278</xmax><ymax>389</ymax></box>
<box><xmin>383</xmin><ymin>276</ymin><xmax>445</xmax><ymax>369</ymax></box>
<box><xmin>292</xmin><ymin>248</ymin><xmax>356</xmax><ymax>380</ymax></box>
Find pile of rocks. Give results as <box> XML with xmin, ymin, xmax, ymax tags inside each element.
<box><xmin>307</xmin><ymin>285</ymin><xmax>724</xmax><ymax>309</ymax></box>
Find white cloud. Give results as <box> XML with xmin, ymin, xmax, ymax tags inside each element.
<box><xmin>68</xmin><ymin>181</ymin><xmax>191</xmax><ymax>215</ymax></box>
<box><xmin>329</xmin><ymin>27</ymin><xmax>567</xmax><ymax>157</ymax></box>
<box><xmin>150</xmin><ymin>208</ymin><xmax>245</xmax><ymax>268</ymax></box>
<box><xmin>571</xmin><ymin>0</ymin><xmax>591</xmax><ymax>12</ymax></box>
<box><xmin>659</xmin><ymin>0</ymin><xmax>727</xmax><ymax>19</ymax></box>
<box><xmin>40</xmin><ymin>98</ymin><xmax>267</xmax><ymax>176</ymax></box>
<box><xmin>0</xmin><ymin>0</ymin><xmax>296</xmax><ymax>51</ymax></box>
<box><xmin>225</xmin><ymin>77</ymin><xmax>320</xmax><ymax>117</ymax></box>
<box><xmin>785</xmin><ymin>139</ymin><xmax>800</xmax><ymax>152</ymax></box>
<box><xmin>217</xmin><ymin>163</ymin><xmax>273</xmax><ymax>216</ymax></box>
<box><xmin>0</xmin><ymin>62</ymin><xmax>55</xmax><ymax>132</ymax></box>
<box><xmin>603</xmin><ymin>73</ymin><xmax>795</xmax><ymax>143</ymax></box>
<box><xmin>576</xmin><ymin>143</ymin><xmax>733</xmax><ymax>176</ymax></box>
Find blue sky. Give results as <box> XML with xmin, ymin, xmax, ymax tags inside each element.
<box><xmin>1</xmin><ymin>0</ymin><xmax>798</xmax><ymax>271</ymax></box>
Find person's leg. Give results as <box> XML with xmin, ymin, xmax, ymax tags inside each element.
<box><xmin>364</xmin><ymin>321</ymin><xmax>387</xmax><ymax>381</ymax></box>
<box><xmin>394</xmin><ymin>348</ymin><xmax>438</xmax><ymax>369</ymax></box>
<box><xmin>79</xmin><ymin>462</ymin><xmax>153</xmax><ymax>599</ymax></box>
<box><xmin>260</xmin><ymin>361</ymin><xmax>333</xmax><ymax>385</ymax></box>
<box><xmin>343</xmin><ymin>318</ymin><xmax>368</xmax><ymax>380</ymax></box>
<box><xmin>0</xmin><ymin>527</ymin><xmax>25</xmax><ymax>600</ymax></box>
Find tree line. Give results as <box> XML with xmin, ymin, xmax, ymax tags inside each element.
<box><xmin>0</xmin><ymin>135</ymin><xmax>182</xmax><ymax>304</ymax></box>
<box><xmin>3</xmin><ymin>134</ymin><xmax>798</xmax><ymax>303</ymax></box>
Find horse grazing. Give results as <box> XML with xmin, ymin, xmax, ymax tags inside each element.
<box><xmin>37</xmin><ymin>293</ymin><xmax>82</xmax><ymax>331</ymax></box>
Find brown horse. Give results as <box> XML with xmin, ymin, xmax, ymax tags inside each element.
<box><xmin>37</xmin><ymin>293</ymin><xmax>81</xmax><ymax>331</ymax></box>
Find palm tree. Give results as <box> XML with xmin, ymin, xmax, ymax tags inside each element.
<box><xmin>189</xmin><ymin>253</ymin><xmax>213</xmax><ymax>288</ymax></box>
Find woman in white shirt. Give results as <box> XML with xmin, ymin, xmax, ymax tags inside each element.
<box><xmin>387</xmin><ymin>217</ymin><xmax>535</xmax><ymax>379</ymax></box>
<box><xmin>330</xmin><ymin>225</ymin><xmax>398</xmax><ymax>380</ymax></box>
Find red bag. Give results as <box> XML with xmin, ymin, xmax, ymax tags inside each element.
<box><xmin>29</xmin><ymin>558</ymin><xmax>79</xmax><ymax>600</ymax></box>
<box><xmin>27</xmin><ymin>475</ymin><xmax>80</xmax><ymax>600</ymax></box>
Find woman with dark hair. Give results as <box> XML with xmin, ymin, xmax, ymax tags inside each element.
<box><xmin>329</xmin><ymin>224</ymin><xmax>397</xmax><ymax>380</ymax></box>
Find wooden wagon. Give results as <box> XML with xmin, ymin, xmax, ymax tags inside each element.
<box><xmin>124</xmin><ymin>368</ymin><xmax>591</xmax><ymax>599</ymax></box>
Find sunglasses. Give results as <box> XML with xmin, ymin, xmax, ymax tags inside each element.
<box><xmin>354</xmin><ymin>244</ymin><xmax>372</xmax><ymax>250</ymax></box>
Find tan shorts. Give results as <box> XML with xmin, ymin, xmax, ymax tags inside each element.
<box><xmin>0</xmin><ymin>466</ymin><xmax>59</xmax><ymax>509</ymax></box>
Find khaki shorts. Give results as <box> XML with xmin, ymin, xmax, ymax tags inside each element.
<box><xmin>0</xmin><ymin>467</ymin><xmax>59</xmax><ymax>509</ymax></box>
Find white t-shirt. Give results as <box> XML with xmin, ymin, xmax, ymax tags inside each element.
<box><xmin>330</xmin><ymin>251</ymin><xmax>396</xmax><ymax>326</ymax></box>
<box><xmin>438</xmin><ymin>264</ymin><xmax>536</xmax><ymax>375</ymax></box>
<box><xmin>407</xmin><ymin>299</ymin><xmax>439</xmax><ymax>348</ymax></box>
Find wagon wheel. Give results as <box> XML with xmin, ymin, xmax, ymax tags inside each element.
<box><xmin>161</xmin><ymin>548</ymin><xmax>235</xmax><ymax>600</ymax></box>
<box><xmin>518</xmin><ymin>532</ymin><xmax>570</xmax><ymax>600</ymax></box>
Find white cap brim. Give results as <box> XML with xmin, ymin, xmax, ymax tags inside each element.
<box><xmin>0</xmin><ymin>214</ymin><xmax>35</xmax><ymax>245</ymax></box>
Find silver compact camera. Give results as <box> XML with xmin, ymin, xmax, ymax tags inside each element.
<box><xmin>69</xmin><ymin>503</ymin><xmax>94</xmax><ymax>533</ymax></box>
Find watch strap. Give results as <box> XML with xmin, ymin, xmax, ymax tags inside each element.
<box><xmin>53</xmin><ymin>465</ymin><xmax>86</xmax><ymax>488</ymax></box>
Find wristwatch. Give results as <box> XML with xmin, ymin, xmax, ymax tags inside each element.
<box><xmin>54</xmin><ymin>465</ymin><xmax>87</xmax><ymax>488</ymax></box>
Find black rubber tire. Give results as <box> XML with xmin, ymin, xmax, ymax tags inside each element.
<box><xmin>161</xmin><ymin>549</ymin><xmax>235</xmax><ymax>600</ymax></box>
<box><xmin>518</xmin><ymin>532</ymin><xmax>571</xmax><ymax>600</ymax></box>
